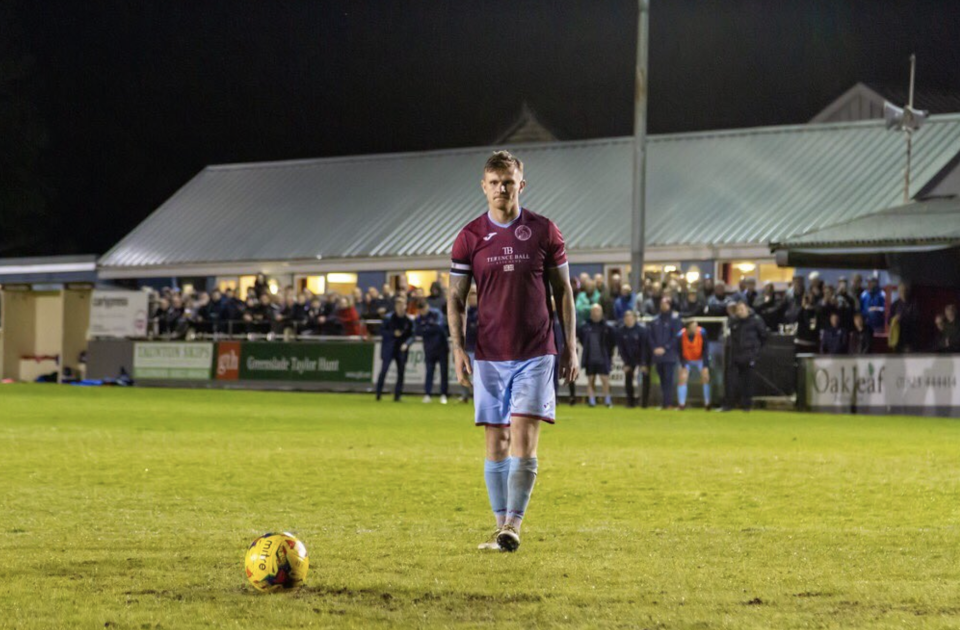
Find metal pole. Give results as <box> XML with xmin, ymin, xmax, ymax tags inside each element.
<box><xmin>904</xmin><ymin>54</ymin><xmax>916</xmax><ymax>203</ymax></box>
<box><xmin>904</xmin><ymin>130</ymin><xmax>912</xmax><ymax>204</ymax></box>
<box><xmin>630</xmin><ymin>0</ymin><xmax>649</xmax><ymax>294</ymax></box>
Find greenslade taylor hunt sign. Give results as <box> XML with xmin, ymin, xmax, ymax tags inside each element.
<box><xmin>237</xmin><ymin>342</ymin><xmax>373</xmax><ymax>382</ymax></box>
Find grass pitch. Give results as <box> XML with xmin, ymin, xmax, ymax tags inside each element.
<box><xmin>2</xmin><ymin>385</ymin><xmax>960</xmax><ymax>629</ymax></box>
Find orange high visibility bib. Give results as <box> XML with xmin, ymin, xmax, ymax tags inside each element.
<box><xmin>681</xmin><ymin>328</ymin><xmax>704</xmax><ymax>361</ymax></box>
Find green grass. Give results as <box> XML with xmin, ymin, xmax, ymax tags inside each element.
<box><xmin>2</xmin><ymin>384</ymin><xmax>960</xmax><ymax>629</ymax></box>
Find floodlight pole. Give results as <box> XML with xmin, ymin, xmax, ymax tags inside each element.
<box><xmin>629</xmin><ymin>0</ymin><xmax>649</xmax><ymax>293</ymax></box>
<box><xmin>903</xmin><ymin>53</ymin><xmax>916</xmax><ymax>204</ymax></box>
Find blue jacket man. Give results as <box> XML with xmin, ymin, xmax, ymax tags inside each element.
<box><xmin>375</xmin><ymin>299</ymin><xmax>414</xmax><ymax>401</ymax></box>
<box><xmin>860</xmin><ymin>279</ymin><xmax>886</xmax><ymax>332</ymax></box>
<box><xmin>649</xmin><ymin>297</ymin><xmax>684</xmax><ymax>407</ymax></box>
<box><xmin>415</xmin><ymin>300</ymin><xmax>449</xmax><ymax>401</ymax></box>
<box><xmin>613</xmin><ymin>289</ymin><xmax>637</xmax><ymax>322</ymax></box>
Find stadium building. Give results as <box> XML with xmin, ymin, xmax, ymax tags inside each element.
<box><xmin>96</xmin><ymin>114</ymin><xmax>960</xmax><ymax>298</ymax></box>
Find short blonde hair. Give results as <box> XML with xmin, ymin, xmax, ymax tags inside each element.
<box><xmin>484</xmin><ymin>150</ymin><xmax>523</xmax><ymax>174</ymax></box>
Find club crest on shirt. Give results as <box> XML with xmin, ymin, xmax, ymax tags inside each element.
<box><xmin>514</xmin><ymin>225</ymin><xmax>532</xmax><ymax>241</ymax></box>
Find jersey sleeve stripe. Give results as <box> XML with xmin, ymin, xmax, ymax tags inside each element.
<box><xmin>451</xmin><ymin>261</ymin><xmax>471</xmax><ymax>271</ymax></box>
<box><xmin>449</xmin><ymin>271</ymin><xmax>470</xmax><ymax>277</ymax></box>
<box><xmin>545</xmin><ymin>261</ymin><xmax>569</xmax><ymax>269</ymax></box>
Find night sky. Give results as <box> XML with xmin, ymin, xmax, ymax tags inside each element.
<box><xmin>3</xmin><ymin>0</ymin><xmax>959</xmax><ymax>257</ymax></box>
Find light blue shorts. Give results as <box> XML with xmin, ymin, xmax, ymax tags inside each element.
<box><xmin>682</xmin><ymin>359</ymin><xmax>705</xmax><ymax>373</ymax></box>
<box><xmin>473</xmin><ymin>354</ymin><xmax>556</xmax><ymax>426</ymax></box>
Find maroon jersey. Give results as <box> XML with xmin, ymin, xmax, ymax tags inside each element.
<box><xmin>450</xmin><ymin>208</ymin><xmax>567</xmax><ymax>362</ymax></box>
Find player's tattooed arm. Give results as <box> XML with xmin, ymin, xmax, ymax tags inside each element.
<box><xmin>547</xmin><ymin>264</ymin><xmax>580</xmax><ymax>384</ymax></box>
<box><xmin>447</xmin><ymin>274</ymin><xmax>470</xmax><ymax>352</ymax></box>
<box><xmin>448</xmin><ymin>273</ymin><xmax>473</xmax><ymax>386</ymax></box>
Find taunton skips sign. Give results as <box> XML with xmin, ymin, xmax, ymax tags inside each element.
<box><xmin>236</xmin><ymin>342</ymin><xmax>373</xmax><ymax>382</ymax></box>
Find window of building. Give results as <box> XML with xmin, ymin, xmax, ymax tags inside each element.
<box><xmin>757</xmin><ymin>263</ymin><xmax>795</xmax><ymax>285</ymax></box>
<box><xmin>216</xmin><ymin>277</ymin><xmax>239</xmax><ymax>293</ymax></box>
<box><xmin>297</xmin><ymin>275</ymin><xmax>326</xmax><ymax>296</ymax></box>
<box><xmin>238</xmin><ymin>275</ymin><xmax>258</xmax><ymax>300</ymax></box>
<box><xmin>405</xmin><ymin>270</ymin><xmax>438</xmax><ymax>292</ymax></box>
<box><xmin>326</xmin><ymin>273</ymin><xmax>357</xmax><ymax>297</ymax></box>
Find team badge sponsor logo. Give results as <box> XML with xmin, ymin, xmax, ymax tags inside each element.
<box><xmin>483</xmin><ymin>232</ymin><xmax>497</xmax><ymax>241</ymax></box>
<box><xmin>514</xmin><ymin>225</ymin><xmax>532</xmax><ymax>241</ymax></box>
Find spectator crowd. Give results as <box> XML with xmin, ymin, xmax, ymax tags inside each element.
<box><xmin>148</xmin><ymin>269</ymin><xmax>959</xmax><ymax>357</ymax></box>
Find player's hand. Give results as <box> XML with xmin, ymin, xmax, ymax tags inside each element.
<box><xmin>653</xmin><ymin>347</ymin><xmax>665</xmax><ymax>357</ymax></box>
<box><xmin>559</xmin><ymin>347</ymin><xmax>579</xmax><ymax>385</ymax></box>
<box><xmin>453</xmin><ymin>348</ymin><xmax>472</xmax><ymax>387</ymax></box>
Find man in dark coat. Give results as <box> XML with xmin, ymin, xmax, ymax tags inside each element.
<box><xmin>649</xmin><ymin>296</ymin><xmax>683</xmax><ymax>408</ymax></box>
<box><xmin>578</xmin><ymin>304</ymin><xmax>617</xmax><ymax>407</ymax></box>
<box><xmin>849</xmin><ymin>312</ymin><xmax>874</xmax><ymax>354</ymax></box>
<box><xmin>617</xmin><ymin>310</ymin><xmax>649</xmax><ymax>408</ymax></box>
<box><xmin>375</xmin><ymin>298</ymin><xmax>414</xmax><ymax>401</ymax></box>
<box><xmin>820</xmin><ymin>312</ymin><xmax>847</xmax><ymax>355</ymax></box>
<box><xmin>721</xmin><ymin>302</ymin><xmax>768</xmax><ymax>411</ymax></box>
<box><xmin>415</xmin><ymin>298</ymin><xmax>450</xmax><ymax>404</ymax></box>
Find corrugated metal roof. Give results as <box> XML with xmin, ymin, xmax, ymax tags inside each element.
<box><xmin>772</xmin><ymin>197</ymin><xmax>960</xmax><ymax>248</ymax></box>
<box><xmin>99</xmin><ymin>115</ymin><xmax>960</xmax><ymax>269</ymax></box>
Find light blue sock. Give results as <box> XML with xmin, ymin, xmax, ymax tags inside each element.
<box><xmin>588</xmin><ymin>395</ymin><xmax>596</xmax><ymax>406</ymax></box>
<box><xmin>703</xmin><ymin>384</ymin><xmax>711</xmax><ymax>407</ymax></box>
<box><xmin>604</xmin><ymin>395</ymin><xmax>612</xmax><ymax>406</ymax></box>
<box><xmin>678</xmin><ymin>384</ymin><xmax>688</xmax><ymax>406</ymax></box>
<box><xmin>506</xmin><ymin>457</ymin><xmax>538</xmax><ymax>525</ymax></box>
<box><xmin>483</xmin><ymin>458</ymin><xmax>510</xmax><ymax>526</ymax></box>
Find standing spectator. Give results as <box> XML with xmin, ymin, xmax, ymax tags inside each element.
<box><xmin>860</xmin><ymin>277</ymin><xmax>885</xmax><ymax>331</ymax></box>
<box><xmin>739</xmin><ymin>277</ymin><xmax>759</xmax><ymax>306</ymax></box>
<box><xmin>253</xmin><ymin>273</ymin><xmax>270</xmax><ymax>299</ymax></box>
<box><xmin>578</xmin><ymin>304</ymin><xmax>616</xmax><ymax>408</ymax></box>
<box><xmin>241</xmin><ymin>295</ymin><xmax>263</xmax><ymax>335</ymax></box>
<box><xmin>613</xmin><ymin>284</ymin><xmax>637</xmax><ymax>322</ymax></box>
<box><xmin>153</xmin><ymin>297</ymin><xmax>170</xmax><ymax>334</ymax></box>
<box><xmin>337</xmin><ymin>297</ymin><xmax>362</xmax><ymax>336</ymax></box>
<box><xmin>426</xmin><ymin>281</ymin><xmax>446</xmax><ymax>312</ymax></box>
<box><xmin>820</xmin><ymin>312</ymin><xmax>847</xmax><ymax>354</ymax></box>
<box><xmin>680</xmin><ymin>288</ymin><xmax>705</xmax><ymax>318</ymax></box>
<box><xmin>575</xmin><ymin>278</ymin><xmax>600</xmax><ymax>325</ymax></box>
<box><xmin>889</xmin><ymin>283</ymin><xmax>921</xmax><ymax>353</ymax></box>
<box><xmin>701</xmin><ymin>277</ymin><xmax>715</xmax><ymax>302</ymax></box>
<box><xmin>609</xmin><ymin>272</ymin><xmax>623</xmax><ymax>298</ymax></box>
<box><xmin>677</xmin><ymin>321</ymin><xmax>711</xmax><ymax>410</ymax></box>
<box><xmin>720</xmin><ymin>302</ymin><xmax>767</xmax><ymax>412</ymax></box>
<box><xmin>617</xmin><ymin>310</ymin><xmax>649</xmax><ymax>408</ymax></box>
<box><xmin>641</xmin><ymin>283</ymin><xmax>663</xmax><ymax>316</ymax></box>
<box><xmin>305</xmin><ymin>297</ymin><xmax>324</xmax><ymax>335</ymax></box>
<box><xmin>849</xmin><ymin>312</ymin><xmax>874</xmax><ymax>354</ymax></box>
<box><xmin>593</xmin><ymin>273</ymin><xmax>614</xmax><ymax>319</ymax></box>
<box><xmin>935</xmin><ymin>304</ymin><xmax>960</xmax><ymax>352</ymax></box>
<box><xmin>222</xmin><ymin>288</ymin><xmax>244</xmax><ymax>332</ymax></box>
<box><xmin>705</xmin><ymin>281</ymin><xmax>731</xmax><ymax>317</ymax></box>
<box><xmin>753</xmin><ymin>282</ymin><xmax>781</xmax><ymax>330</ymax></box>
<box><xmin>836</xmin><ymin>276</ymin><xmax>859</xmax><ymax>322</ymax></box>
<box><xmin>375</xmin><ymin>298</ymin><xmax>413</xmax><ymax>402</ymax></box>
<box><xmin>649</xmin><ymin>296</ymin><xmax>683</xmax><ymax>409</ymax></box>
<box><xmin>415</xmin><ymin>299</ymin><xmax>449</xmax><ymax>404</ymax></box>
<box><xmin>794</xmin><ymin>293</ymin><xmax>819</xmax><ymax>355</ymax></box>
<box><xmin>782</xmin><ymin>275</ymin><xmax>806</xmax><ymax>325</ymax></box>
<box><xmin>850</xmin><ymin>273</ymin><xmax>864</xmax><ymax>304</ymax></box>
